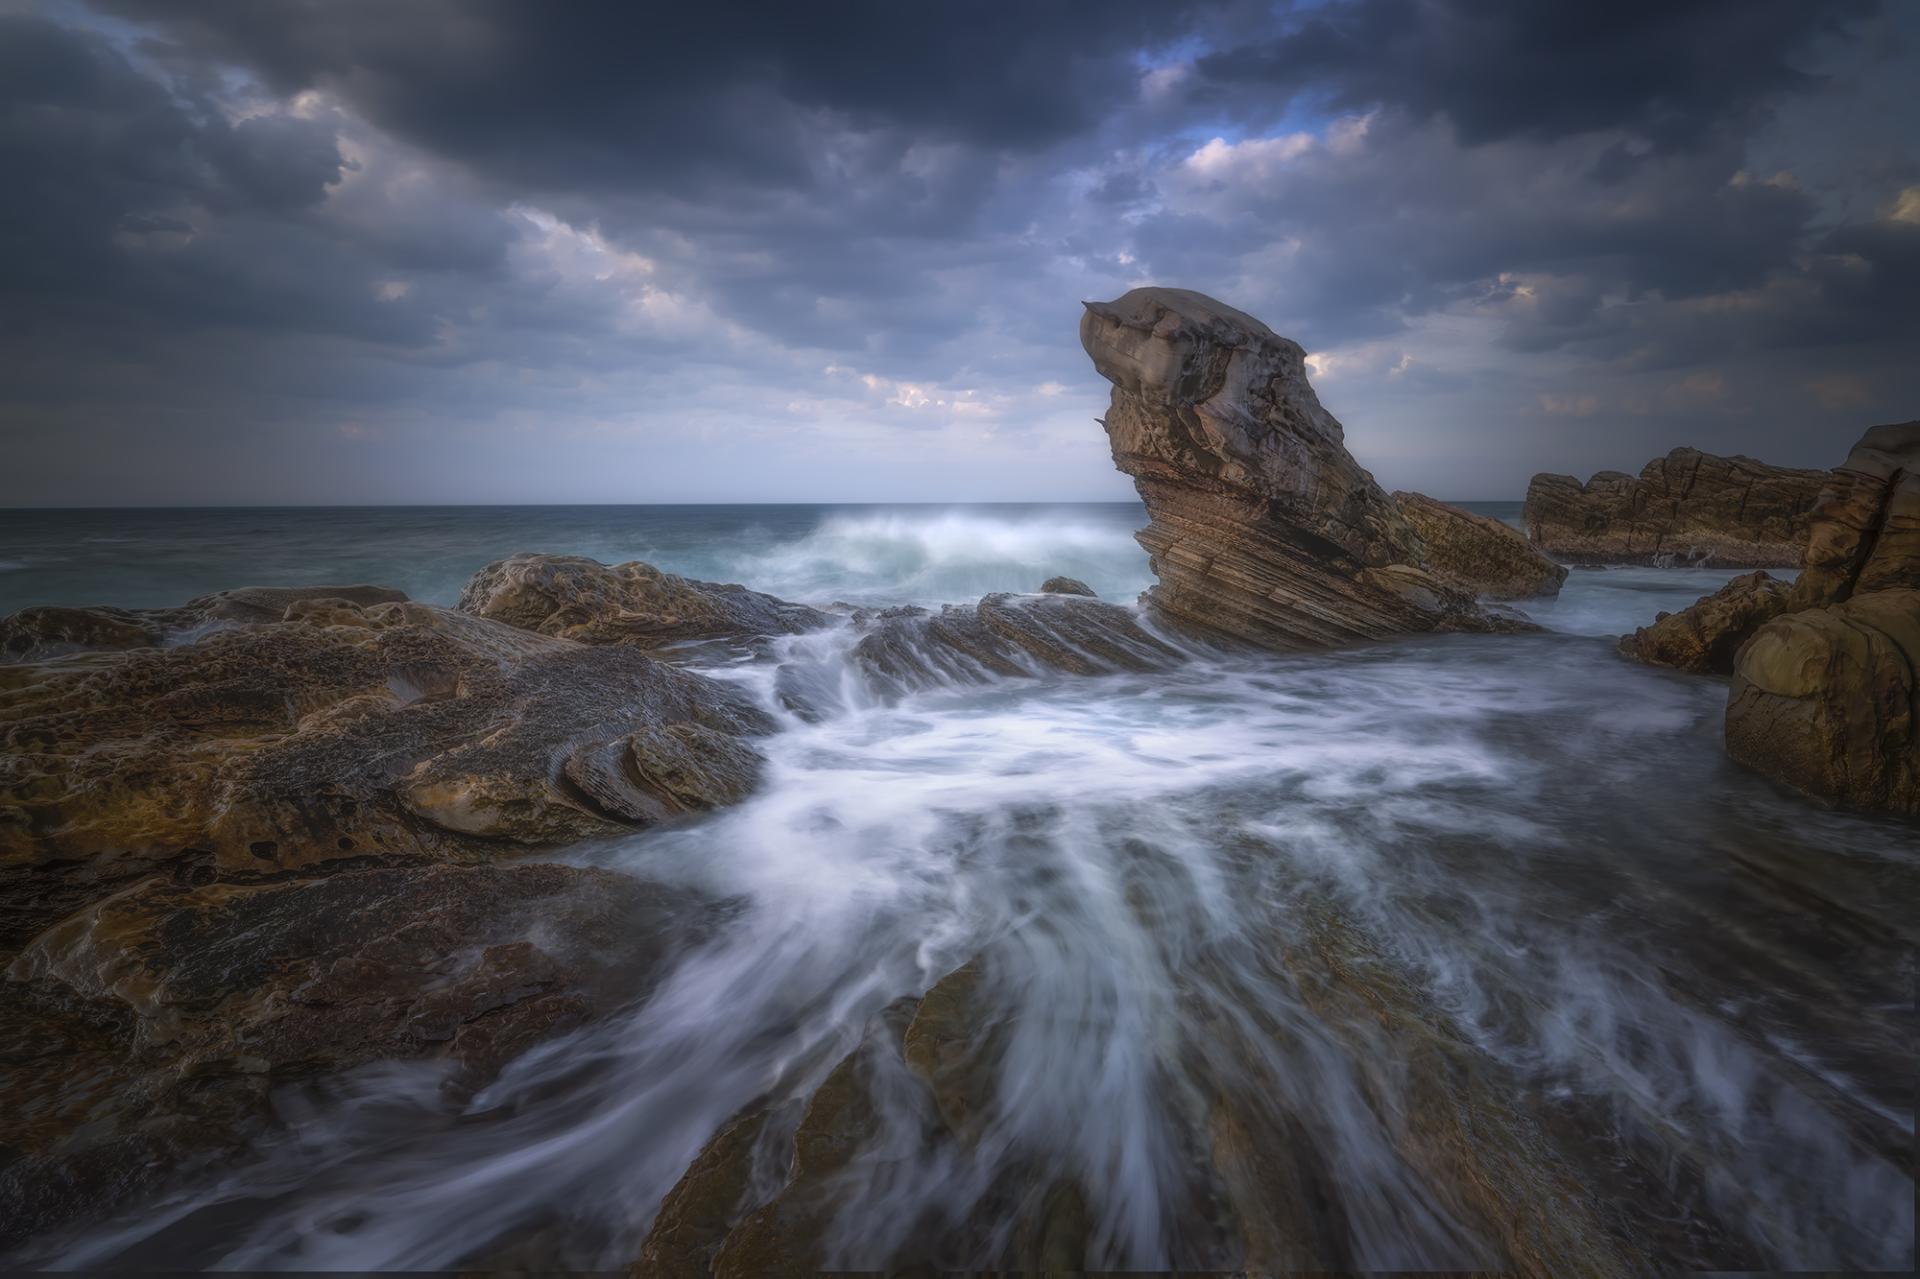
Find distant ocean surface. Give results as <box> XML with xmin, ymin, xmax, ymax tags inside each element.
<box><xmin>4</xmin><ymin>501</ymin><xmax>1523</xmax><ymax>615</ymax></box>
<box><xmin>0</xmin><ymin>500</ymin><xmax>1774</xmax><ymax>638</ymax></box>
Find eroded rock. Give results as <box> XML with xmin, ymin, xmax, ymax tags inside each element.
<box><xmin>1524</xmin><ymin>448</ymin><xmax>1826</xmax><ymax>568</ymax></box>
<box><xmin>1619</xmin><ymin>570</ymin><xmax>1792</xmax><ymax>674</ymax></box>
<box><xmin>0</xmin><ymin>596</ymin><xmax>771</xmax><ymax>933</ymax></box>
<box><xmin>1037</xmin><ymin>576</ymin><xmax>1097</xmax><ymax>597</ymax></box>
<box><xmin>1393</xmin><ymin>490</ymin><xmax>1567</xmax><ymax>599</ymax></box>
<box><xmin>850</xmin><ymin>591</ymin><xmax>1182</xmax><ymax>695</ymax></box>
<box><xmin>1727</xmin><ymin>589</ymin><xmax>1920</xmax><ymax>814</ymax></box>
<box><xmin>1720</xmin><ymin>424</ymin><xmax>1920</xmax><ymax>815</ymax></box>
<box><xmin>1080</xmin><ymin>288</ymin><xmax>1527</xmax><ymax>647</ymax></box>
<box><xmin>458</xmin><ymin>553</ymin><xmax>829</xmax><ymax>651</ymax></box>
<box><xmin>1</xmin><ymin>861</ymin><xmax>722</xmax><ymax>1252</ymax></box>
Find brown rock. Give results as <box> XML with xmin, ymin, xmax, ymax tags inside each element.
<box><xmin>458</xmin><ymin>553</ymin><xmax>828</xmax><ymax>651</ymax></box>
<box><xmin>1726</xmin><ymin>589</ymin><xmax>1920</xmax><ymax>815</ymax></box>
<box><xmin>1618</xmin><ymin>570</ymin><xmax>1793</xmax><ymax>674</ymax></box>
<box><xmin>1037</xmin><ymin>576</ymin><xmax>1097</xmax><ymax>597</ymax></box>
<box><xmin>849</xmin><ymin>591</ymin><xmax>1182</xmax><ymax>696</ymax></box>
<box><xmin>1717</xmin><ymin>424</ymin><xmax>1920</xmax><ymax>815</ymax></box>
<box><xmin>1523</xmin><ymin>448</ymin><xmax>1826</xmax><ymax>568</ymax></box>
<box><xmin>1393</xmin><ymin>490</ymin><xmax>1567</xmax><ymax>599</ymax></box>
<box><xmin>1080</xmin><ymin>288</ymin><xmax>1525</xmax><ymax>648</ymax></box>
<box><xmin>0</xmin><ymin>585</ymin><xmax>409</xmax><ymax>662</ymax></box>
<box><xmin>0</xmin><ymin>861</ymin><xmax>720</xmax><ymax>1251</ymax></box>
<box><xmin>1790</xmin><ymin>421</ymin><xmax>1920</xmax><ymax>607</ymax></box>
<box><xmin>0</xmin><ymin>595</ymin><xmax>770</xmax><ymax>958</ymax></box>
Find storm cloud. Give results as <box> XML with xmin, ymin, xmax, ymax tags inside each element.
<box><xmin>2</xmin><ymin>0</ymin><xmax>1915</xmax><ymax>504</ymax></box>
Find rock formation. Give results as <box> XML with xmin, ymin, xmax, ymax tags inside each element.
<box><xmin>1524</xmin><ymin>448</ymin><xmax>1827</xmax><ymax>567</ymax></box>
<box><xmin>1618</xmin><ymin>570</ymin><xmax>1793</xmax><ymax>675</ymax></box>
<box><xmin>459</xmin><ymin>553</ymin><xmax>829</xmax><ymax>651</ymax></box>
<box><xmin>2</xmin><ymin>862</ymin><xmax>723</xmax><ymax>1251</ymax></box>
<box><xmin>1079</xmin><ymin>287</ymin><xmax>1534</xmax><ymax>648</ymax></box>
<box><xmin>0</xmin><ymin>579</ymin><xmax>775</xmax><ymax>1243</ymax></box>
<box><xmin>844</xmin><ymin>592</ymin><xmax>1183</xmax><ymax>700</ymax></box>
<box><xmin>1612</xmin><ymin>423</ymin><xmax>1920</xmax><ymax>815</ymax></box>
<box><xmin>1723</xmin><ymin>423</ymin><xmax>1920</xmax><ymax>814</ymax></box>
<box><xmin>1392</xmin><ymin>491</ymin><xmax>1567</xmax><ymax>599</ymax></box>
<box><xmin>1037</xmin><ymin>576</ymin><xmax>1097</xmax><ymax>597</ymax></box>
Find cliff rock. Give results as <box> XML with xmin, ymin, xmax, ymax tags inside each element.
<box><xmin>1079</xmin><ymin>287</ymin><xmax>1525</xmax><ymax>647</ymax></box>
<box><xmin>1724</xmin><ymin>423</ymin><xmax>1920</xmax><ymax>814</ymax></box>
<box><xmin>1524</xmin><ymin>448</ymin><xmax>1826</xmax><ymax>567</ymax></box>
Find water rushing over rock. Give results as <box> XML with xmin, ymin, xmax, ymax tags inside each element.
<box><xmin>6</xmin><ymin>565</ymin><xmax>1911</xmax><ymax>1272</ymax></box>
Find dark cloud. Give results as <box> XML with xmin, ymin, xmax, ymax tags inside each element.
<box><xmin>0</xmin><ymin>0</ymin><xmax>1915</xmax><ymax>504</ymax></box>
<box><xmin>1195</xmin><ymin>0</ymin><xmax>1879</xmax><ymax>148</ymax></box>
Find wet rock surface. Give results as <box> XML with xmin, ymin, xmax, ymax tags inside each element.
<box><xmin>1619</xmin><ymin>569</ymin><xmax>1793</xmax><ymax>674</ymax></box>
<box><xmin>1393</xmin><ymin>490</ymin><xmax>1567</xmax><ymax>599</ymax></box>
<box><xmin>1</xmin><ymin>861</ymin><xmax>725</xmax><ymax>1251</ymax></box>
<box><xmin>459</xmin><ymin>553</ymin><xmax>829</xmax><ymax>652</ymax></box>
<box><xmin>1524</xmin><ymin>447</ymin><xmax>1826</xmax><ymax>568</ymax></box>
<box><xmin>0</xmin><ymin>582</ymin><xmax>775</xmax><ymax>1247</ymax></box>
<box><xmin>844</xmin><ymin>590</ymin><xmax>1183</xmax><ymax>698</ymax></box>
<box><xmin>1080</xmin><ymin>287</ymin><xmax>1529</xmax><ymax>647</ymax></box>
<box><xmin>1722</xmin><ymin>424</ymin><xmax>1920</xmax><ymax>815</ymax></box>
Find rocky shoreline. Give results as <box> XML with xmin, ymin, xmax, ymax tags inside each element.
<box><xmin>1</xmin><ymin>288</ymin><xmax>1912</xmax><ymax>1268</ymax></box>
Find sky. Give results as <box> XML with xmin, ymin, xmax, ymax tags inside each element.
<box><xmin>2</xmin><ymin>0</ymin><xmax>1916</xmax><ymax>505</ymax></box>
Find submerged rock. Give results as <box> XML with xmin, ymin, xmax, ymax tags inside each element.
<box><xmin>459</xmin><ymin>553</ymin><xmax>829</xmax><ymax>651</ymax></box>
<box><xmin>1079</xmin><ymin>288</ymin><xmax>1527</xmax><ymax>648</ymax></box>
<box><xmin>1619</xmin><ymin>570</ymin><xmax>1793</xmax><ymax>674</ymax></box>
<box><xmin>1392</xmin><ymin>490</ymin><xmax>1567</xmax><ymax>599</ymax></box>
<box><xmin>1523</xmin><ymin>447</ymin><xmax>1826</xmax><ymax>568</ymax></box>
<box><xmin>1</xmin><ymin>861</ymin><xmax>723</xmax><ymax>1252</ymax></box>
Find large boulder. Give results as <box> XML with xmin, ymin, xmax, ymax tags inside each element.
<box><xmin>1720</xmin><ymin>423</ymin><xmax>1920</xmax><ymax>815</ymax></box>
<box><xmin>1726</xmin><ymin>589</ymin><xmax>1920</xmax><ymax>814</ymax></box>
<box><xmin>1523</xmin><ymin>448</ymin><xmax>1826</xmax><ymax>568</ymax></box>
<box><xmin>1392</xmin><ymin>491</ymin><xmax>1567</xmax><ymax>599</ymax></box>
<box><xmin>458</xmin><ymin>554</ymin><xmax>829</xmax><ymax>651</ymax></box>
<box><xmin>1618</xmin><ymin>570</ymin><xmax>1793</xmax><ymax>675</ymax></box>
<box><xmin>1079</xmin><ymin>288</ymin><xmax>1525</xmax><ymax>648</ymax></box>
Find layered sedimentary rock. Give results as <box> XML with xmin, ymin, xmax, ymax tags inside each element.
<box><xmin>846</xmin><ymin>591</ymin><xmax>1182</xmax><ymax>698</ymax></box>
<box><xmin>1392</xmin><ymin>490</ymin><xmax>1567</xmax><ymax>599</ymax></box>
<box><xmin>1524</xmin><ymin>448</ymin><xmax>1826</xmax><ymax>567</ymax></box>
<box><xmin>2</xmin><ymin>862</ymin><xmax>721</xmax><ymax>1251</ymax></box>
<box><xmin>1</xmin><ymin>593</ymin><xmax>769</xmax><ymax>893</ymax></box>
<box><xmin>1079</xmin><ymin>288</ymin><xmax>1528</xmax><ymax>647</ymax></box>
<box><xmin>459</xmin><ymin>553</ymin><xmax>829</xmax><ymax>651</ymax></box>
<box><xmin>0</xmin><ymin>583</ymin><xmax>775</xmax><ymax>1242</ymax></box>
<box><xmin>1724</xmin><ymin>423</ymin><xmax>1920</xmax><ymax>814</ymax></box>
<box><xmin>1618</xmin><ymin>571</ymin><xmax>1793</xmax><ymax>675</ymax></box>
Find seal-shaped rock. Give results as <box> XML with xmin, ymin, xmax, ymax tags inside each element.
<box><xmin>1079</xmin><ymin>287</ymin><xmax>1526</xmax><ymax>648</ymax></box>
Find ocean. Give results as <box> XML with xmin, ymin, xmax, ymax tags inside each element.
<box><xmin>10</xmin><ymin>502</ymin><xmax>1914</xmax><ymax>1271</ymax></box>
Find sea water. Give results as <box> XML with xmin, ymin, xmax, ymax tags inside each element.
<box><xmin>6</xmin><ymin>503</ymin><xmax>1913</xmax><ymax>1271</ymax></box>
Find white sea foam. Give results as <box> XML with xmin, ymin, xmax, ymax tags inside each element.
<box><xmin>36</xmin><ymin>620</ymin><xmax>1915</xmax><ymax>1272</ymax></box>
